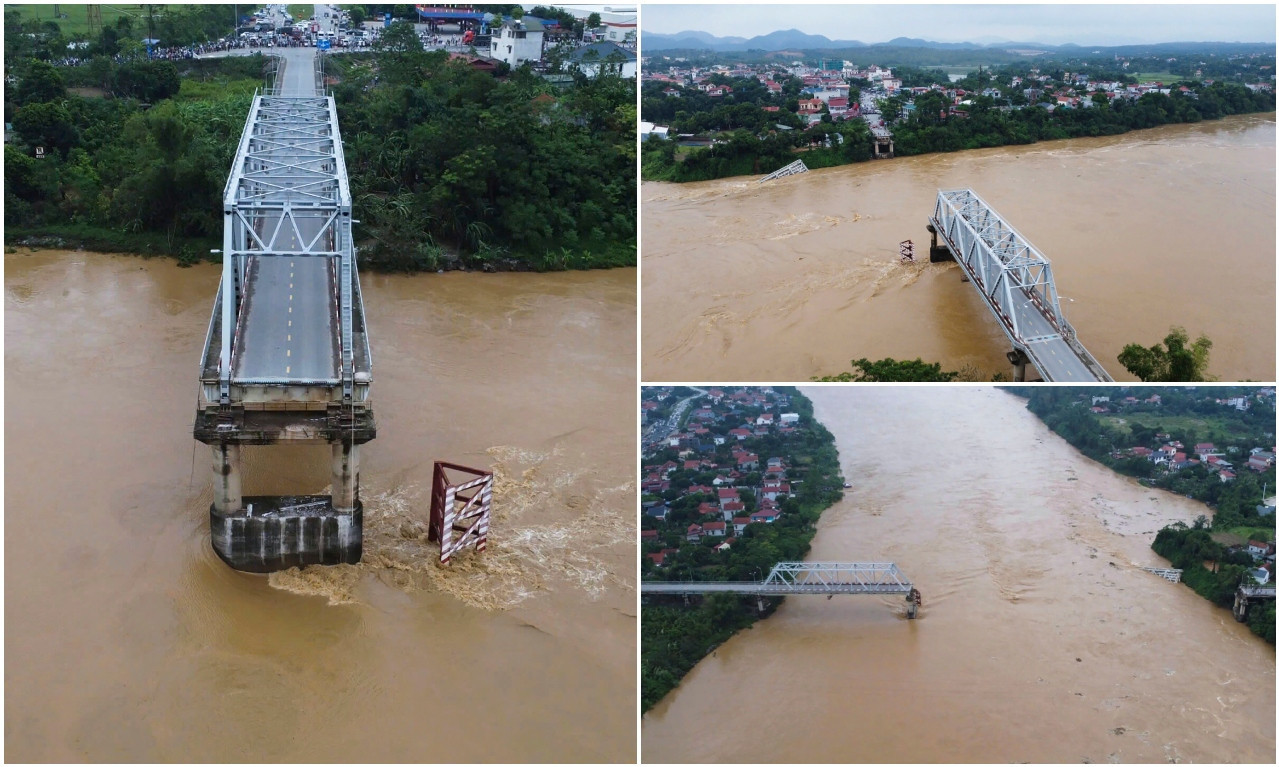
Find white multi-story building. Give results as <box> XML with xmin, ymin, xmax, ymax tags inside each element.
<box><xmin>490</xmin><ymin>18</ymin><xmax>544</xmax><ymax>67</ymax></box>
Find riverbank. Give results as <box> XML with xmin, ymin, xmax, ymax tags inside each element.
<box><xmin>3</xmin><ymin>238</ymin><xmax>634</xmax><ymax>274</ymax></box>
<box><xmin>641</xmin><ymin>89</ymin><xmax>1276</xmax><ymax>184</ymax></box>
<box><xmin>1003</xmin><ymin>387</ymin><xmax>1276</xmax><ymax>643</ymax></box>
<box><xmin>640</xmin><ymin>387</ymin><xmax>844</xmax><ymax>712</ymax></box>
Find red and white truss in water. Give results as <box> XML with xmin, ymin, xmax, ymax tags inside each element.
<box><xmin>428</xmin><ymin>461</ymin><xmax>493</xmax><ymax>565</ymax></box>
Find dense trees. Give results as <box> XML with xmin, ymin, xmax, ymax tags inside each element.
<box><xmin>328</xmin><ymin>25</ymin><xmax>635</xmax><ymax>270</ymax></box>
<box><xmin>643</xmin><ymin>64</ymin><xmax>1274</xmax><ymax>183</ymax></box>
<box><xmin>1152</xmin><ymin>521</ymin><xmax>1273</xmax><ymax>644</ymax></box>
<box><xmin>4</xmin><ymin>53</ymin><xmax>263</xmax><ymax>258</ymax></box>
<box><xmin>814</xmin><ymin>357</ymin><xmax>959</xmax><ymax>382</ymax></box>
<box><xmin>5</xmin><ymin>28</ymin><xmax>635</xmax><ymax>271</ymax></box>
<box><xmin>1119</xmin><ymin>326</ymin><xmax>1214</xmax><ymax>382</ymax></box>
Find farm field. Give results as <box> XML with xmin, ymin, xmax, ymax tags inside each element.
<box><xmin>9</xmin><ymin>4</ymin><xmax>149</xmax><ymax>35</ymax></box>
<box><xmin>1100</xmin><ymin>413</ymin><xmax>1256</xmax><ymax>445</ymax></box>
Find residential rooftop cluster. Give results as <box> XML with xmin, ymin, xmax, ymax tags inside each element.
<box><xmin>641</xmin><ymin>386</ymin><xmax>810</xmax><ymax>567</ymax></box>
<box><xmin>1084</xmin><ymin>389</ymin><xmax>1277</xmax><ymax>482</ymax></box>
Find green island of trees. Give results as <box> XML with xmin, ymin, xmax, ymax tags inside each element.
<box><xmin>4</xmin><ymin>11</ymin><xmax>636</xmax><ymax>272</ymax></box>
<box><xmin>1010</xmin><ymin>386</ymin><xmax>1275</xmax><ymax>643</ymax></box>
<box><xmin>641</xmin><ymin>387</ymin><xmax>846</xmax><ymax>710</ymax></box>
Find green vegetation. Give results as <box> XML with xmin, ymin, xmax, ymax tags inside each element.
<box><xmin>1119</xmin><ymin>327</ymin><xmax>1215</xmax><ymax>382</ymax></box>
<box><xmin>6</xmin><ymin>5</ymin><xmax>240</xmax><ymax>51</ymax></box>
<box><xmin>642</xmin><ymin>60</ymin><xmax>1275</xmax><ymax>183</ymax></box>
<box><xmin>4</xmin><ymin>51</ymin><xmax>266</xmax><ymax>260</ymax></box>
<box><xmin>1152</xmin><ymin>520</ymin><xmax>1274</xmax><ymax>644</ymax></box>
<box><xmin>322</xmin><ymin>23</ymin><xmax>635</xmax><ymax>271</ymax></box>
<box><xmin>8</xmin><ymin>4</ymin><xmax>149</xmax><ymax>37</ymax></box>
<box><xmin>4</xmin><ymin>14</ymin><xmax>636</xmax><ymax>271</ymax></box>
<box><xmin>641</xmin><ymin>388</ymin><xmax>845</xmax><ymax>710</ymax></box>
<box><xmin>1013</xmin><ymin>387</ymin><xmax>1275</xmax><ymax>531</ymax></box>
<box><xmin>813</xmin><ymin>357</ymin><xmax>959</xmax><ymax>382</ymax></box>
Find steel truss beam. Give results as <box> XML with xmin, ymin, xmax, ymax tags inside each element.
<box><xmin>934</xmin><ymin>188</ymin><xmax>1064</xmax><ymax>339</ymax></box>
<box><xmin>215</xmin><ymin>87</ymin><xmax>359</xmax><ymax>399</ymax></box>
<box><xmin>641</xmin><ymin>562</ymin><xmax>914</xmax><ymax>595</ymax></box>
<box><xmin>930</xmin><ymin>188</ymin><xmax>1112</xmax><ymax>382</ymax></box>
<box><xmin>428</xmin><ymin>462</ymin><xmax>494</xmax><ymax>565</ymax></box>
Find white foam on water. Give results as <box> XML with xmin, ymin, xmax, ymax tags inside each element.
<box><xmin>268</xmin><ymin>444</ymin><xmax>635</xmax><ymax>608</ymax></box>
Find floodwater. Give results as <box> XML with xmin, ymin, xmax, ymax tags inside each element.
<box><xmin>642</xmin><ymin>386</ymin><xmax>1275</xmax><ymax>764</ymax></box>
<box><xmin>642</xmin><ymin>114</ymin><xmax>1276</xmax><ymax>382</ymax></box>
<box><xmin>5</xmin><ymin>250</ymin><xmax>636</xmax><ymax>762</ymax></box>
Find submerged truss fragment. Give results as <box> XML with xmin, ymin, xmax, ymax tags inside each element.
<box><xmin>429</xmin><ymin>462</ymin><xmax>494</xmax><ymax>565</ymax></box>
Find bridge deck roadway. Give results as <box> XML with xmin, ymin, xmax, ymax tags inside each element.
<box><xmin>232</xmin><ymin>47</ymin><xmax>340</xmax><ymax>384</ymax></box>
<box><xmin>1007</xmin><ymin>299</ymin><xmax>1097</xmax><ymax>382</ymax></box>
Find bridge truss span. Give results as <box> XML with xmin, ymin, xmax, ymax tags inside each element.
<box><xmin>642</xmin><ymin>561</ymin><xmax>915</xmax><ymax>596</ymax></box>
<box><xmin>929</xmin><ymin>189</ymin><xmax>1112</xmax><ymax>382</ymax></box>
<box><xmin>194</xmin><ymin>51</ymin><xmax>374</xmax><ymax>572</ymax></box>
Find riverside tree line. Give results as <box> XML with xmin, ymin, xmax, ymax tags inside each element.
<box><xmin>4</xmin><ymin>13</ymin><xmax>635</xmax><ymax>271</ymax></box>
<box><xmin>642</xmin><ymin>66</ymin><xmax>1275</xmax><ymax>183</ymax></box>
<box><xmin>1013</xmin><ymin>386</ymin><xmax>1275</xmax><ymax>643</ymax></box>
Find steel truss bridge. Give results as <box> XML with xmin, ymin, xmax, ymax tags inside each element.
<box><xmin>641</xmin><ymin>562</ymin><xmax>914</xmax><ymax>596</ymax></box>
<box><xmin>928</xmin><ymin>189</ymin><xmax>1112</xmax><ymax>382</ymax></box>
<box><xmin>194</xmin><ymin>49</ymin><xmax>375</xmax><ymax>572</ymax></box>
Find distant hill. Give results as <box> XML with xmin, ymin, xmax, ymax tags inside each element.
<box><xmin>641</xmin><ymin>29</ymin><xmax>1275</xmax><ymax>58</ymax></box>
<box><xmin>645</xmin><ymin>28</ymin><xmax>862</xmax><ymax>52</ymax></box>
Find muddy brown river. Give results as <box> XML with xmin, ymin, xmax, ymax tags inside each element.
<box><xmin>642</xmin><ymin>114</ymin><xmax>1276</xmax><ymax>382</ymax></box>
<box><xmin>642</xmin><ymin>386</ymin><xmax>1275</xmax><ymax>763</ymax></box>
<box><xmin>5</xmin><ymin>250</ymin><xmax>636</xmax><ymax>762</ymax></box>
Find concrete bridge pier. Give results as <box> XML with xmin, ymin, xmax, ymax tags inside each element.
<box><xmin>1007</xmin><ymin>349</ymin><xmax>1031</xmax><ymax>382</ymax></box>
<box><xmin>211</xmin><ymin>444</ymin><xmax>242</xmax><ymax>513</ymax></box>
<box><xmin>926</xmin><ymin>224</ymin><xmax>954</xmax><ymax>263</ymax></box>
<box><xmin>331</xmin><ymin>442</ymin><xmax>360</xmax><ymax>513</ymax></box>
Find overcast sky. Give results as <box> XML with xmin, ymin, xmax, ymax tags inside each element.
<box><xmin>641</xmin><ymin>4</ymin><xmax>1277</xmax><ymax>46</ymax></box>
